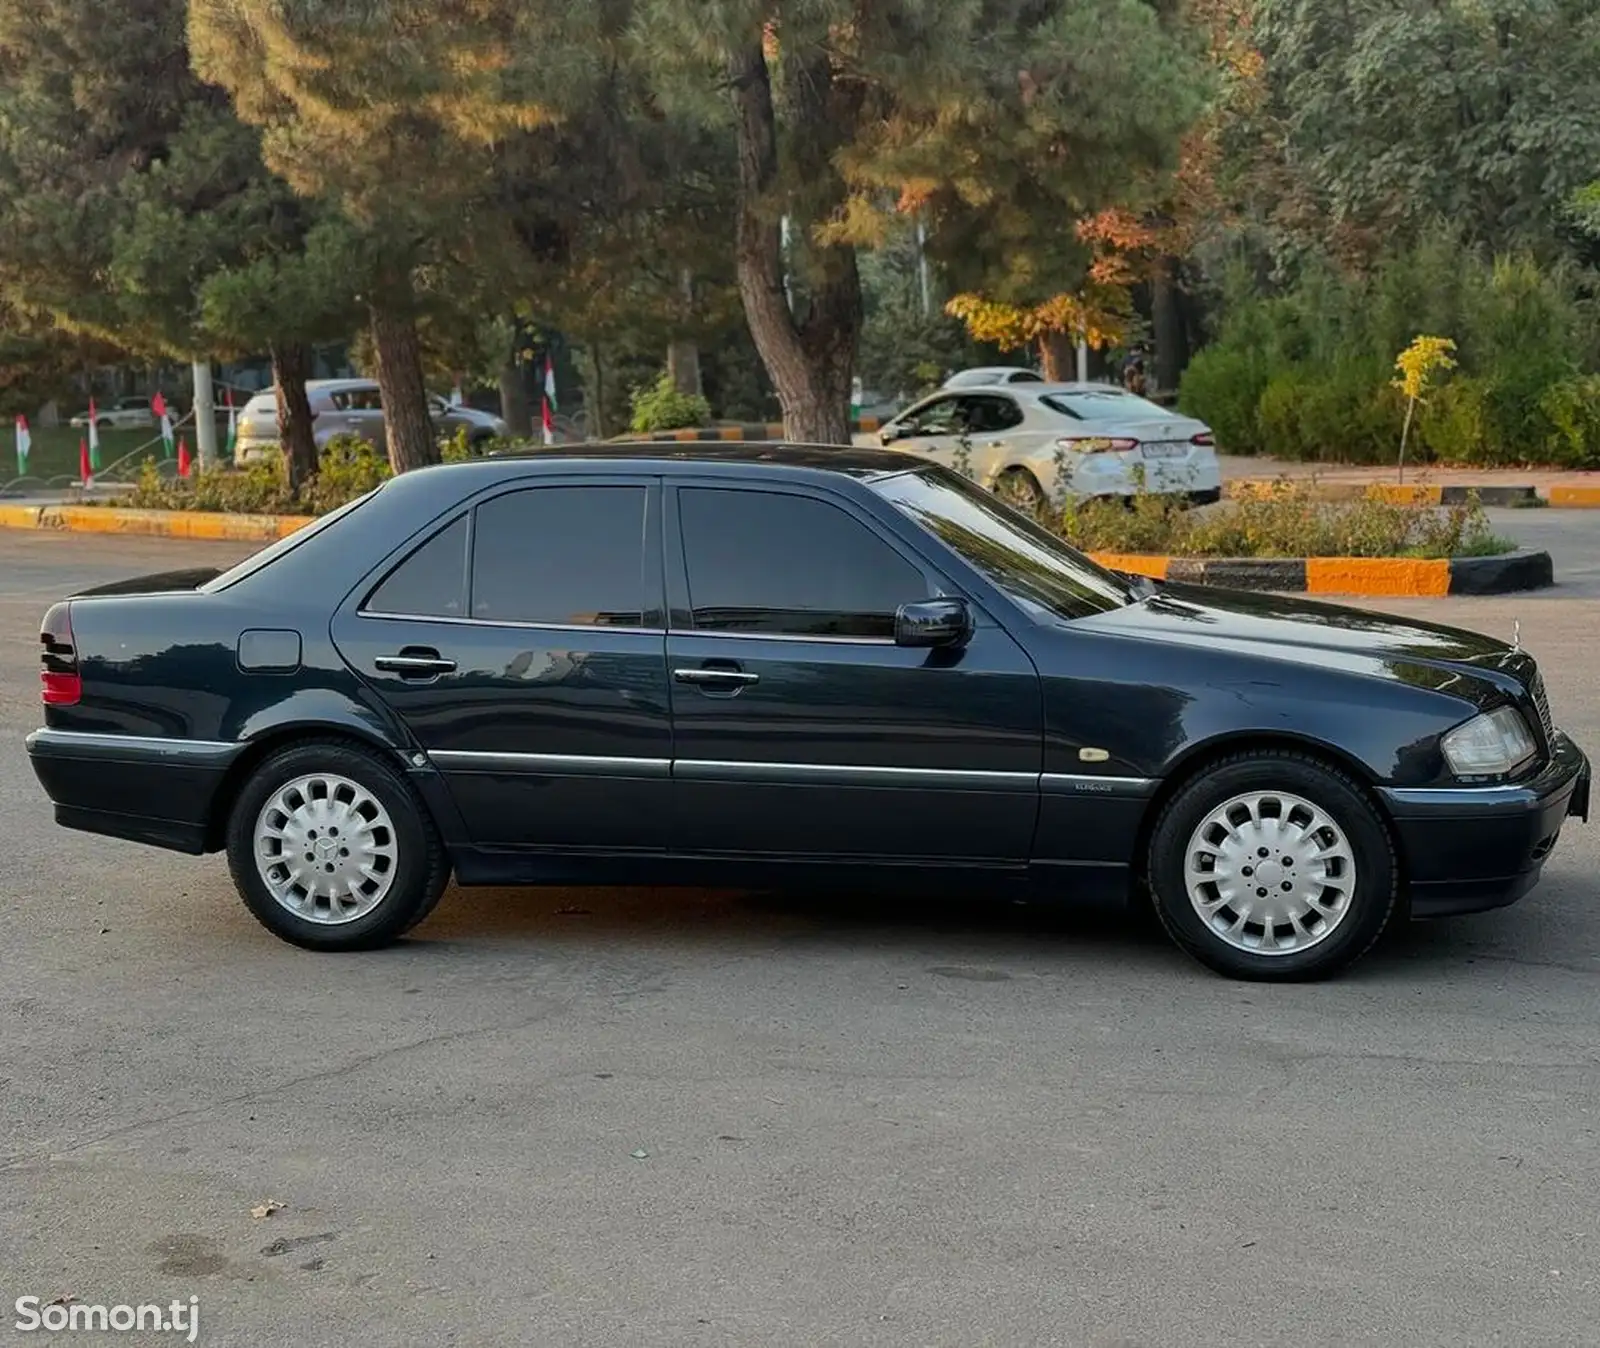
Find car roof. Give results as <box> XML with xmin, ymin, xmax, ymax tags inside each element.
<box><xmin>392</xmin><ymin>441</ymin><xmax>921</xmax><ymax>487</ymax></box>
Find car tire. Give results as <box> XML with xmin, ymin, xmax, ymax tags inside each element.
<box><xmin>225</xmin><ymin>740</ymin><xmax>450</xmax><ymax>951</ymax></box>
<box><xmin>96</xmin><ymin>418</ymin><xmax>111</xmax><ymax>431</ymax></box>
<box><xmin>1145</xmin><ymin>751</ymin><xmax>1398</xmax><ymax>981</ymax></box>
<box><xmin>994</xmin><ymin>467</ymin><xmax>1047</xmax><ymax>516</ymax></box>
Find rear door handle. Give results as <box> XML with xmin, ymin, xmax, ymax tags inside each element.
<box><xmin>375</xmin><ymin>650</ymin><xmax>457</xmax><ymax>678</ymax></box>
<box><xmin>673</xmin><ymin>668</ymin><xmax>759</xmax><ymax>687</ymax></box>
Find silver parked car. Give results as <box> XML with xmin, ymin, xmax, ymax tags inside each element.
<box><xmin>69</xmin><ymin>397</ymin><xmax>156</xmax><ymax>431</ymax></box>
<box><xmin>234</xmin><ymin>378</ymin><xmax>509</xmax><ymax>463</ymax></box>
<box><xmin>879</xmin><ymin>380</ymin><xmax>1222</xmax><ymax>511</ymax></box>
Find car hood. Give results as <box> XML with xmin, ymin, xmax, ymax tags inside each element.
<box><xmin>1078</xmin><ymin>582</ymin><xmax>1531</xmax><ymax>696</ymax></box>
<box><xmin>73</xmin><ymin>567</ymin><xmax>223</xmax><ymax>598</ymax></box>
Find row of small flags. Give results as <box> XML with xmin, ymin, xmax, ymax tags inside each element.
<box><xmin>10</xmin><ymin>388</ymin><xmax>239</xmax><ymax>483</ymax></box>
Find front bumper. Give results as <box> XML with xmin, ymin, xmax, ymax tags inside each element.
<box><xmin>1380</xmin><ymin>730</ymin><xmax>1590</xmax><ymax>918</ymax></box>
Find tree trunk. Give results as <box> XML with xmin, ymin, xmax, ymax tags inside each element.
<box><xmin>368</xmin><ymin>289</ymin><xmax>437</xmax><ymax>474</ymax></box>
<box><xmin>667</xmin><ymin>339</ymin><xmax>702</xmax><ymax>398</ymax></box>
<box><xmin>727</xmin><ymin>41</ymin><xmax>859</xmax><ymax>446</ymax></box>
<box><xmin>585</xmin><ymin>343</ymin><xmax>607</xmax><ymax>441</ymax></box>
<box><xmin>668</xmin><ymin>269</ymin><xmax>703</xmax><ymax>398</ymax></box>
<box><xmin>1151</xmin><ymin>258</ymin><xmax>1186</xmax><ymax>394</ymax></box>
<box><xmin>1039</xmin><ymin>331</ymin><xmax>1076</xmax><ymax>382</ymax></box>
<box><xmin>497</xmin><ymin>358</ymin><xmax>532</xmax><ymax>438</ymax></box>
<box><xmin>270</xmin><ymin>341</ymin><xmax>318</xmax><ymax>492</ymax></box>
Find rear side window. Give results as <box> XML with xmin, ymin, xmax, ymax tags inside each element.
<box><xmin>677</xmin><ymin>488</ymin><xmax>926</xmax><ymax>638</ymax></box>
<box><xmin>470</xmin><ymin>486</ymin><xmax>648</xmax><ymax>627</ymax></box>
<box><xmin>365</xmin><ymin>516</ymin><xmax>469</xmax><ymax>617</ymax></box>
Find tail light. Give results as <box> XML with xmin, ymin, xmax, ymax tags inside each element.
<box><xmin>1055</xmin><ymin>436</ymin><xmax>1139</xmax><ymax>454</ymax></box>
<box><xmin>39</xmin><ymin>602</ymin><xmax>81</xmax><ymax>705</ymax></box>
<box><xmin>1191</xmin><ymin>432</ymin><xmax>1215</xmax><ymax>446</ymax></box>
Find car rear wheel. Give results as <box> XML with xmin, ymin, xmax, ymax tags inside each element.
<box><xmin>225</xmin><ymin>741</ymin><xmax>449</xmax><ymax>950</ymax></box>
<box><xmin>1146</xmin><ymin>751</ymin><xmax>1398</xmax><ymax>981</ymax></box>
<box><xmin>993</xmin><ymin>467</ymin><xmax>1047</xmax><ymax>516</ymax></box>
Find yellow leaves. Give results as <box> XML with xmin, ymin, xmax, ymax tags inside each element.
<box><xmin>945</xmin><ymin>287</ymin><xmax>1133</xmax><ymax>353</ymax></box>
<box><xmin>1393</xmin><ymin>335</ymin><xmax>1458</xmax><ymax>402</ymax></box>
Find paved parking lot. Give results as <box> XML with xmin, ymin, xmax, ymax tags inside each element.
<box><xmin>2</xmin><ymin>521</ymin><xmax>1598</xmax><ymax>1347</ymax></box>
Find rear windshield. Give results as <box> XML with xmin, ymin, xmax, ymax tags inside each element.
<box><xmin>1041</xmin><ymin>390</ymin><xmax>1169</xmax><ymax>420</ymax></box>
<box><xmin>872</xmin><ymin>467</ymin><xmax>1130</xmax><ymax>621</ymax></box>
<box><xmin>200</xmin><ymin>490</ymin><xmax>379</xmax><ymax>593</ymax></box>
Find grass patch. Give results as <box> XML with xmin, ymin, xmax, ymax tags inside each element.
<box><xmin>4</xmin><ymin>425</ymin><xmax>169</xmax><ymax>486</ymax></box>
<box><xmin>1057</xmin><ymin>480</ymin><xmax>1515</xmax><ymax>560</ymax></box>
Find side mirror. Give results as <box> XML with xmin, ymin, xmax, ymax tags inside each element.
<box><xmin>895</xmin><ymin>598</ymin><xmax>973</xmax><ymax>649</ymax></box>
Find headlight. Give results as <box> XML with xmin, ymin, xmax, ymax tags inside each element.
<box><xmin>1441</xmin><ymin>707</ymin><xmax>1537</xmax><ymax>777</ymax></box>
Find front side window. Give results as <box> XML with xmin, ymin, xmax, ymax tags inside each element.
<box><xmin>872</xmin><ymin>467</ymin><xmax>1129</xmax><ymax>622</ymax></box>
<box><xmin>678</xmin><ymin>488</ymin><xmax>927</xmax><ymax>638</ymax></box>
<box><xmin>899</xmin><ymin>397</ymin><xmax>964</xmax><ymax>437</ymax></box>
<box><xmin>471</xmin><ymin>486</ymin><xmax>648</xmax><ymax>627</ymax></box>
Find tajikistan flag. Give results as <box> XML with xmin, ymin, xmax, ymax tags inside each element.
<box><xmin>225</xmin><ymin>387</ymin><xmax>238</xmax><ymax>458</ymax></box>
<box><xmin>87</xmin><ymin>397</ymin><xmax>102</xmax><ymax>471</ymax></box>
<box><xmin>14</xmin><ymin>415</ymin><xmax>29</xmax><ymax>475</ymax></box>
<box><xmin>542</xmin><ymin>355</ymin><xmax>557</xmax><ymax>446</ymax></box>
<box><xmin>152</xmin><ymin>391</ymin><xmax>174</xmax><ymax>458</ymax></box>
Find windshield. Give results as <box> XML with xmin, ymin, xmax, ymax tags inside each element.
<box><xmin>1041</xmin><ymin>390</ymin><xmax>1170</xmax><ymax>421</ymax></box>
<box><xmin>201</xmin><ymin>489</ymin><xmax>379</xmax><ymax>593</ymax></box>
<box><xmin>872</xmin><ymin>467</ymin><xmax>1131</xmax><ymax>621</ymax></box>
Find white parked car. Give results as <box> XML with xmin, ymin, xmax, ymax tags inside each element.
<box><xmin>941</xmin><ymin>366</ymin><xmax>1045</xmax><ymax>389</ymax></box>
<box><xmin>879</xmin><ymin>381</ymin><xmax>1222</xmax><ymax>512</ymax></box>
<box><xmin>69</xmin><ymin>397</ymin><xmax>156</xmax><ymax>431</ymax></box>
<box><xmin>234</xmin><ymin>379</ymin><xmax>509</xmax><ymax>463</ymax></box>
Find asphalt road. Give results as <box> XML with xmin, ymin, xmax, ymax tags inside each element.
<box><xmin>2</xmin><ymin>520</ymin><xmax>1599</xmax><ymax>1347</ymax></box>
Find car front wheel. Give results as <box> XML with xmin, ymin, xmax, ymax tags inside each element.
<box><xmin>225</xmin><ymin>740</ymin><xmax>449</xmax><ymax>950</ymax></box>
<box><xmin>1146</xmin><ymin>751</ymin><xmax>1398</xmax><ymax>981</ymax></box>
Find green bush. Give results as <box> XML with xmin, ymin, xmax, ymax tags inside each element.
<box><xmin>1185</xmin><ymin>231</ymin><xmax>1598</xmax><ymax>465</ymax></box>
<box><xmin>1177</xmin><ymin>345</ymin><xmax>1266</xmax><ymax>454</ymax></box>
<box><xmin>629</xmin><ymin>372</ymin><xmax>712</xmax><ymax>433</ymax></box>
<box><xmin>1538</xmin><ymin>375</ymin><xmax>1600</xmax><ymax>468</ymax></box>
<box><xmin>1056</xmin><ymin>481</ymin><xmax>1512</xmax><ymax>559</ymax></box>
<box><xmin>297</xmin><ymin>435</ymin><xmax>391</xmax><ymax>514</ymax></box>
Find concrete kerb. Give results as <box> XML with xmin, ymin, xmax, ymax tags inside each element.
<box><xmin>1087</xmin><ymin>549</ymin><xmax>1555</xmax><ymax>597</ymax></box>
<box><xmin>1225</xmin><ymin>480</ymin><xmax>1544</xmax><ymax>507</ymax></box>
<box><xmin>0</xmin><ymin>504</ymin><xmax>314</xmax><ymax>542</ymax></box>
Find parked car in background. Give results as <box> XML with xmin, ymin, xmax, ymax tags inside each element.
<box><xmin>25</xmin><ymin>445</ymin><xmax>1588</xmax><ymax>981</ymax></box>
<box><xmin>879</xmin><ymin>380</ymin><xmax>1221</xmax><ymax>512</ymax></box>
<box><xmin>942</xmin><ymin>367</ymin><xmax>1045</xmax><ymax>390</ymax></box>
<box><xmin>69</xmin><ymin>397</ymin><xmax>156</xmax><ymax>431</ymax></box>
<box><xmin>234</xmin><ymin>379</ymin><xmax>508</xmax><ymax>463</ymax></box>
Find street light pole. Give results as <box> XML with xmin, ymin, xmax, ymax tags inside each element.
<box><xmin>192</xmin><ymin>360</ymin><xmax>218</xmax><ymax>467</ymax></box>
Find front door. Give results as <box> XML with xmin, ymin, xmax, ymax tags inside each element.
<box><xmin>664</xmin><ymin>481</ymin><xmax>1042</xmax><ymax>863</ymax></box>
<box><xmin>331</xmin><ymin>478</ymin><xmax>672</xmax><ymax>853</ymax></box>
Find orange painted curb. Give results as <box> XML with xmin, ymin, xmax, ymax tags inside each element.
<box><xmin>1088</xmin><ymin>552</ymin><xmax>1171</xmax><ymax>580</ymax></box>
<box><xmin>0</xmin><ymin>504</ymin><xmax>315</xmax><ymax>542</ymax></box>
<box><xmin>1364</xmin><ymin>483</ymin><xmax>1442</xmax><ymax>506</ymax></box>
<box><xmin>1547</xmin><ymin>486</ymin><xmax>1600</xmax><ymax>508</ymax></box>
<box><xmin>1305</xmin><ymin>557</ymin><xmax>1450</xmax><ymax>597</ymax></box>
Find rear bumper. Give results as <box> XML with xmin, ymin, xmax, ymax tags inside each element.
<box><xmin>1380</xmin><ymin>731</ymin><xmax>1589</xmax><ymax>918</ymax></box>
<box><xmin>26</xmin><ymin>728</ymin><xmax>241</xmax><ymax>854</ymax></box>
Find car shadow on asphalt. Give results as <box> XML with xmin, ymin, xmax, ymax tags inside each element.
<box><xmin>404</xmin><ymin>882</ymin><xmax>1186</xmax><ymax>969</ymax></box>
<box><xmin>393</xmin><ymin>883</ymin><xmax>1587</xmax><ymax>985</ymax></box>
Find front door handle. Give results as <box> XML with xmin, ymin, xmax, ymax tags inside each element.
<box><xmin>674</xmin><ymin>667</ymin><xmax>760</xmax><ymax>687</ymax></box>
<box><xmin>375</xmin><ymin>649</ymin><xmax>457</xmax><ymax>678</ymax></box>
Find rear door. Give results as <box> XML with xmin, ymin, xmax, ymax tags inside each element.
<box><xmin>664</xmin><ymin>480</ymin><xmax>1042</xmax><ymax>863</ymax></box>
<box><xmin>331</xmin><ymin>476</ymin><xmax>672</xmax><ymax>852</ymax></box>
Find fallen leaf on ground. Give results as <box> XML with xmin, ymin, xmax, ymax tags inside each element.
<box><xmin>251</xmin><ymin>1200</ymin><xmax>285</xmax><ymax>1219</ymax></box>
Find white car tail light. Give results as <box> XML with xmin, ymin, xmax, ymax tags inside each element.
<box><xmin>1055</xmin><ymin>436</ymin><xmax>1139</xmax><ymax>454</ymax></box>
